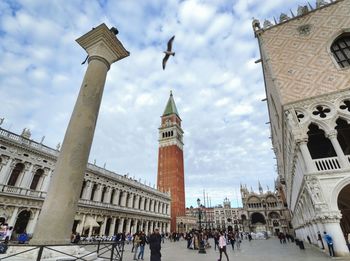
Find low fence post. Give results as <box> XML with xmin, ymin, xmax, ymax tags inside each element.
<box><xmin>36</xmin><ymin>246</ymin><xmax>44</xmax><ymax>261</ymax></box>
<box><xmin>97</xmin><ymin>240</ymin><xmax>100</xmax><ymax>254</ymax></box>
<box><xmin>110</xmin><ymin>242</ymin><xmax>115</xmax><ymax>260</ymax></box>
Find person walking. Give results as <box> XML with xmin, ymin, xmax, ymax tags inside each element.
<box><xmin>317</xmin><ymin>231</ymin><xmax>325</xmax><ymax>249</ymax></box>
<box><xmin>218</xmin><ymin>231</ymin><xmax>229</xmax><ymax>261</ymax></box>
<box><xmin>235</xmin><ymin>232</ymin><xmax>241</xmax><ymax>250</ymax></box>
<box><xmin>323</xmin><ymin>231</ymin><xmax>335</xmax><ymax>257</ymax></box>
<box><xmin>133</xmin><ymin>232</ymin><xmax>141</xmax><ymax>260</ymax></box>
<box><xmin>138</xmin><ymin>231</ymin><xmax>147</xmax><ymax>260</ymax></box>
<box><xmin>149</xmin><ymin>228</ymin><xmax>162</xmax><ymax>261</ymax></box>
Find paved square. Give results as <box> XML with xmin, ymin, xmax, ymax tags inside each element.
<box><xmin>123</xmin><ymin>238</ymin><xmax>347</xmax><ymax>261</ymax></box>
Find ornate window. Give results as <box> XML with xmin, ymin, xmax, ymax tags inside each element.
<box><xmin>331</xmin><ymin>34</ymin><xmax>350</xmax><ymax>68</ymax></box>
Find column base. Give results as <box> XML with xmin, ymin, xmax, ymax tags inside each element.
<box><xmin>5</xmin><ymin>245</ymin><xmax>98</xmax><ymax>260</ymax></box>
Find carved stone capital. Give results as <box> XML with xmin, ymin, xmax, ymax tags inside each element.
<box><xmin>325</xmin><ymin>130</ymin><xmax>338</xmax><ymax>140</ymax></box>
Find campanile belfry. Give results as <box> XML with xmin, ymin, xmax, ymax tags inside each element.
<box><xmin>157</xmin><ymin>91</ymin><xmax>185</xmax><ymax>231</ymax></box>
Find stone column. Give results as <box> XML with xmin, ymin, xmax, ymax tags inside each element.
<box><xmin>118</xmin><ymin>218</ymin><xmax>125</xmax><ymax>233</ymax></box>
<box><xmin>126</xmin><ymin>219</ymin><xmax>132</xmax><ymax>233</ymax></box>
<box><xmin>27</xmin><ymin>209</ymin><xmax>40</xmax><ymax>234</ymax></box>
<box><xmin>121</xmin><ymin>192</ymin><xmax>127</xmax><ymax>207</ymax></box>
<box><xmin>323</xmin><ymin>217</ymin><xmax>350</xmax><ymax>256</ymax></box>
<box><xmin>41</xmin><ymin>169</ymin><xmax>53</xmax><ymax>192</ymax></box>
<box><xmin>16</xmin><ymin>163</ymin><xmax>33</xmax><ymax>187</ymax></box>
<box><xmin>103</xmin><ymin>187</ymin><xmax>112</xmax><ymax>204</ymax></box>
<box><xmin>145</xmin><ymin>221</ymin><xmax>149</xmax><ymax>234</ymax></box>
<box><xmin>78</xmin><ymin>214</ymin><xmax>86</xmax><ymax>234</ymax></box>
<box><xmin>297</xmin><ymin>138</ymin><xmax>317</xmax><ymax>173</ymax></box>
<box><xmin>82</xmin><ymin>181</ymin><xmax>93</xmax><ymax>200</ymax></box>
<box><xmin>112</xmin><ymin>189</ymin><xmax>120</xmax><ymax>205</ymax></box>
<box><xmin>140</xmin><ymin>197</ymin><xmax>145</xmax><ymax>210</ymax></box>
<box><xmin>0</xmin><ymin>157</ymin><xmax>13</xmax><ymax>184</ymax></box>
<box><xmin>327</xmin><ymin>130</ymin><xmax>350</xmax><ymax>168</ymax></box>
<box><xmin>128</xmin><ymin>193</ymin><xmax>134</xmax><ymax>208</ymax></box>
<box><xmin>100</xmin><ymin>216</ymin><xmax>108</xmax><ymax>236</ymax></box>
<box><xmin>93</xmin><ymin>184</ymin><xmax>103</xmax><ymax>202</ymax></box>
<box><xmin>8</xmin><ymin>207</ymin><xmax>19</xmax><ymax>226</ymax></box>
<box><xmin>31</xmin><ymin>23</ymin><xmax>129</xmax><ymax>244</ymax></box>
<box><xmin>134</xmin><ymin>195</ymin><xmax>140</xmax><ymax>209</ymax></box>
<box><xmin>109</xmin><ymin>217</ymin><xmax>116</xmax><ymax>237</ymax></box>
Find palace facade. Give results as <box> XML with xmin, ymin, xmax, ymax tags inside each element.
<box><xmin>0</xmin><ymin>127</ymin><xmax>171</xmax><ymax>239</ymax></box>
<box><xmin>253</xmin><ymin>0</ymin><xmax>350</xmax><ymax>256</ymax></box>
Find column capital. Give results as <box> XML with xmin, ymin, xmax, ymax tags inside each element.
<box><xmin>76</xmin><ymin>23</ymin><xmax>129</xmax><ymax>66</ymax></box>
<box><xmin>295</xmin><ymin>136</ymin><xmax>308</xmax><ymax>145</ymax></box>
<box><xmin>326</xmin><ymin>130</ymin><xmax>338</xmax><ymax>139</ymax></box>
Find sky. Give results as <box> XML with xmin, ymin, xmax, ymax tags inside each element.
<box><xmin>0</xmin><ymin>0</ymin><xmax>311</xmax><ymax>207</ymax></box>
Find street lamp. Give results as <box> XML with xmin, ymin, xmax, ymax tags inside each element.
<box><xmin>197</xmin><ymin>198</ymin><xmax>206</xmax><ymax>254</ymax></box>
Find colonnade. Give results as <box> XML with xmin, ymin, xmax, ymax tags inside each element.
<box><xmin>75</xmin><ymin>213</ymin><xmax>170</xmax><ymax>237</ymax></box>
<box><xmin>80</xmin><ymin>180</ymin><xmax>170</xmax><ymax>215</ymax></box>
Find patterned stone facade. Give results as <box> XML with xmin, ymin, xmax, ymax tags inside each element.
<box><xmin>0</xmin><ymin>127</ymin><xmax>171</xmax><ymax>238</ymax></box>
<box><xmin>254</xmin><ymin>0</ymin><xmax>350</xmax><ymax>256</ymax></box>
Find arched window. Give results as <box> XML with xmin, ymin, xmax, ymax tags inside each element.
<box><xmin>307</xmin><ymin>123</ymin><xmax>336</xmax><ymax>159</ymax></box>
<box><xmin>101</xmin><ymin>186</ymin><xmax>107</xmax><ymax>202</ymax></box>
<box><xmin>90</xmin><ymin>184</ymin><xmax>97</xmax><ymax>201</ymax></box>
<box><xmin>30</xmin><ymin>169</ymin><xmax>44</xmax><ymax>190</ymax></box>
<box><xmin>336</xmin><ymin>118</ymin><xmax>350</xmax><ymax>155</ymax></box>
<box><xmin>110</xmin><ymin>189</ymin><xmax>115</xmax><ymax>204</ymax></box>
<box><xmin>7</xmin><ymin>163</ymin><xmax>24</xmax><ymax>186</ymax></box>
<box><xmin>331</xmin><ymin>34</ymin><xmax>350</xmax><ymax>68</ymax></box>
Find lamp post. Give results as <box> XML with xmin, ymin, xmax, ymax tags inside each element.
<box><xmin>197</xmin><ymin>198</ymin><xmax>206</xmax><ymax>254</ymax></box>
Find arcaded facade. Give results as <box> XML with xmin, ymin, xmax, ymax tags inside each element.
<box><xmin>0</xmin><ymin>127</ymin><xmax>171</xmax><ymax>239</ymax></box>
<box><xmin>254</xmin><ymin>0</ymin><xmax>350</xmax><ymax>256</ymax></box>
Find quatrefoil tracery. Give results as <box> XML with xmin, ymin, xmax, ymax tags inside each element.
<box><xmin>312</xmin><ymin>105</ymin><xmax>331</xmax><ymax>118</ymax></box>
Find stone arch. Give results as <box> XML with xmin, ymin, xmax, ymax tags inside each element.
<box><xmin>307</xmin><ymin>123</ymin><xmax>336</xmax><ymax>159</ymax></box>
<box><xmin>268</xmin><ymin>211</ymin><xmax>280</xmax><ymax>219</ymax></box>
<box><xmin>335</xmin><ymin>117</ymin><xmax>350</xmax><ymax>155</ymax></box>
<box><xmin>331</xmin><ymin>176</ymin><xmax>350</xmax><ymax>211</ymax></box>
<box><xmin>338</xmin><ymin>184</ymin><xmax>350</xmax><ymax>238</ymax></box>
<box><xmin>251</xmin><ymin>212</ymin><xmax>266</xmax><ymax>224</ymax></box>
<box><xmin>7</xmin><ymin>163</ymin><xmax>25</xmax><ymax>186</ymax></box>
<box><xmin>14</xmin><ymin>209</ymin><xmax>32</xmax><ymax>234</ymax></box>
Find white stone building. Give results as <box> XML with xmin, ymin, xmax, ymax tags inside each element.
<box><xmin>213</xmin><ymin>198</ymin><xmax>246</xmax><ymax>232</ymax></box>
<box><xmin>240</xmin><ymin>183</ymin><xmax>292</xmax><ymax>235</ymax></box>
<box><xmin>253</xmin><ymin>0</ymin><xmax>350</xmax><ymax>256</ymax></box>
<box><xmin>0</xmin><ymin>127</ymin><xmax>171</xmax><ymax>239</ymax></box>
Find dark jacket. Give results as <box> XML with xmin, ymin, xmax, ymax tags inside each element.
<box><xmin>149</xmin><ymin>233</ymin><xmax>161</xmax><ymax>261</ymax></box>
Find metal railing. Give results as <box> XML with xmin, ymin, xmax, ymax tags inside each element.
<box><xmin>0</xmin><ymin>241</ymin><xmax>124</xmax><ymax>261</ymax></box>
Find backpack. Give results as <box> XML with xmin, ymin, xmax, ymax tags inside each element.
<box><xmin>0</xmin><ymin>243</ymin><xmax>8</xmax><ymax>254</ymax></box>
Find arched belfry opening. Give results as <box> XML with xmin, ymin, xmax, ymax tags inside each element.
<box><xmin>336</xmin><ymin>118</ymin><xmax>350</xmax><ymax>155</ymax></box>
<box><xmin>307</xmin><ymin>123</ymin><xmax>336</xmax><ymax>159</ymax></box>
<box><xmin>338</xmin><ymin>184</ymin><xmax>350</xmax><ymax>238</ymax></box>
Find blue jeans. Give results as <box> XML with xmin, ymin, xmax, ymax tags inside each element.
<box><xmin>138</xmin><ymin>245</ymin><xmax>145</xmax><ymax>259</ymax></box>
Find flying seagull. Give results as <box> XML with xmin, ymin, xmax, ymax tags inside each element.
<box><xmin>162</xmin><ymin>35</ymin><xmax>175</xmax><ymax>70</ymax></box>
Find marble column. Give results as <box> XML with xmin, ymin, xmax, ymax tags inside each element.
<box><xmin>31</xmin><ymin>23</ymin><xmax>129</xmax><ymax>244</ymax></box>
<box><xmin>112</xmin><ymin>189</ymin><xmax>121</xmax><ymax>205</ymax></box>
<box><xmin>118</xmin><ymin>218</ymin><xmax>125</xmax><ymax>233</ymax></box>
<box><xmin>145</xmin><ymin>221</ymin><xmax>149</xmax><ymax>234</ymax></box>
<box><xmin>126</xmin><ymin>219</ymin><xmax>131</xmax><ymax>233</ymax></box>
<box><xmin>323</xmin><ymin>218</ymin><xmax>350</xmax><ymax>256</ymax></box>
<box><xmin>8</xmin><ymin>207</ymin><xmax>19</xmax><ymax>226</ymax></box>
<box><xmin>121</xmin><ymin>192</ymin><xmax>127</xmax><ymax>207</ymax></box>
<box><xmin>82</xmin><ymin>181</ymin><xmax>93</xmax><ymax>200</ymax></box>
<box><xmin>103</xmin><ymin>187</ymin><xmax>112</xmax><ymax>204</ymax></box>
<box><xmin>134</xmin><ymin>195</ymin><xmax>140</xmax><ymax>209</ymax></box>
<box><xmin>0</xmin><ymin>157</ymin><xmax>13</xmax><ymax>184</ymax></box>
<box><xmin>16</xmin><ymin>163</ymin><xmax>33</xmax><ymax>187</ymax></box>
<box><xmin>93</xmin><ymin>184</ymin><xmax>103</xmax><ymax>202</ymax></box>
<box><xmin>298</xmin><ymin>138</ymin><xmax>317</xmax><ymax>173</ymax></box>
<box><xmin>140</xmin><ymin>197</ymin><xmax>145</xmax><ymax>210</ymax></box>
<box><xmin>100</xmin><ymin>216</ymin><xmax>108</xmax><ymax>236</ymax></box>
<box><xmin>128</xmin><ymin>193</ymin><xmax>134</xmax><ymax>208</ymax></box>
<box><xmin>41</xmin><ymin>169</ymin><xmax>53</xmax><ymax>192</ymax></box>
<box><xmin>327</xmin><ymin>130</ymin><xmax>350</xmax><ymax>168</ymax></box>
<box><xmin>78</xmin><ymin>214</ymin><xmax>86</xmax><ymax>234</ymax></box>
<box><xmin>27</xmin><ymin>209</ymin><xmax>40</xmax><ymax>234</ymax></box>
<box><xmin>109</xmin><ymin>217</ymin><xmax>116</xmax><ymax>237</ymax></box>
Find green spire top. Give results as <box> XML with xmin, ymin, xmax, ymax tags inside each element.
<box><xmin>163</xmin><ymin>90</ymin><xmax>179</xmax><ymax>117</ymax></box>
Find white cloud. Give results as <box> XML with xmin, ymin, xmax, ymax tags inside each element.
<box><xmin>0</xmin><ymin>0</ymin><xmax>302</xmax><ymax>207</ymax></box>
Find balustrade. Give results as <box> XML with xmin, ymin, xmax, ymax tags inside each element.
<box><xmin>313</xmin><ymin>156</ymin><xmax>341</xmax><ymax>171</ymax></box>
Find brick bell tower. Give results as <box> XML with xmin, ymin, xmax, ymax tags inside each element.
<box><xmin>157</xmin><ymin>91</ymin><xmax>185</xmax><ymax>232</ymax></box>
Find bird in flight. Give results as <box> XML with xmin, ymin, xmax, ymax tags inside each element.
<box><xmin>162</xmin><ymin>35</ymin><xmax>175</xmax><ymax>70</ymax></box>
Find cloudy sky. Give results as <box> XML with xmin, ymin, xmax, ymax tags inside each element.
<box><xmin>0</xmin><ymin>0</ymin><xmax>310</xmax><ymax>207</ymax></box>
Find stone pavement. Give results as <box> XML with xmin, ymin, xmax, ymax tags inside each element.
<box><xmin>122</xmin><ymin>238</ymin><xmax>348</xmax><ymax>261</ymax></box>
